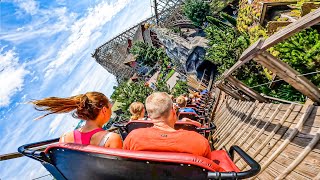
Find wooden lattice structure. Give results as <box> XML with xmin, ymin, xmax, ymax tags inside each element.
<box><xmin>211</xmin><ymin>8</ymin><xmax>320</xmax><ymax>179</ymax></box>
<box><xmin>92</xmin><ymin>0</ymin><xmax>187</xmax><ymax>82</ymax></box>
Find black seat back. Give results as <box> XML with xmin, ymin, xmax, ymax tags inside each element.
<box><xmin>127</xmin><ymin>121</ymin><xmax>154</xmax><ymax>133</ymax></box>
<box><xmin>126</xmin><ymin>121</ymin><xmax>199</xmax><ymax>134</ymax></box>
<box><xmin>174</xmin><ymin>123</ymin><xmax>198</xmax><ymax>131</ymax></box>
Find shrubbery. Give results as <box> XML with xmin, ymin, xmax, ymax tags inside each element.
<box><xmin>182</xmin><ymin>0</ymin><xmax>211</xmax><ymax>27</ymax></box>
<box><xmin>172</xmin><ymin>80</ymin><xmax>189</xmax><ymax>97</ymax></box>
<box><xmin>204</xmin><ymin>15</ymin><xmax>250</xmax><ymax>74</ymax></box>
<box><xmin>111</xmin><ymin>81</ymin><xmax>153</xmax><ymax>117</ymax></box>
<box><xmin>272</xmin><ymin>28</ymin><xmax>320</xmax><ymax>86</ymax></box>
<box><xmin>130</xmin><ymin>42</ymin><xmax>167</xmax><ymax>66</ymax></box>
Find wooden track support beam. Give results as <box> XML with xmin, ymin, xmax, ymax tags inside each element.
<box><xmin>251</xmin><ymin>104</ymin><xmax>295</xmax><ymax>159</ymax></box>
<box><xmin>240</xmin><ymin>104</ymin><xmax>282</xmax><ymax>170</ymax></box>
<box><xmin>261</xmin><ymin>7</ymin><xmax>320</xmax><ymax>50</ymax></box>
<box><xmin>216</xmin><ymin>83</ymin><xmax>245</xmax><ymax>100</ymax></box>
<box><xmin>220</xmin><ymin>39</ymin><xmax>264</xmax><ymax>79</ymax></box>
<box><xmin>216</xmin><ymin>102</ymin><xmax>253</xmax><ymax>148</ymax></box>
<box><xmin>229</xmin><ymin>103</ymin><xmax>266</xmax><ymax>146</ymax></box>
<box><xmin>235</xmin><ymin>103</ymin><xmax>273</xmax><ymax>163</ymax></box>
<box><xmin>213</xmin><ymin>101</ymin><xmax>241</xmax><ymax>137</ymax></box>
<box><xmin>214</xmin><ymin>101</ymin><xmax>246</xmax><ymax>138</ymax></box>
<box><xmin>256</xmin><ymin>51</ymin><xmax>320</xmax><ymax>103</ymax></box>
<box><xmin>226</xmin><ymin>76</ymin><xmax>268</xmax><ymax>102</ymax></box>
<box><xmin>210</xmin><ymin>89</ymin><xmax>221</xmax><ymax>120</ymax></box>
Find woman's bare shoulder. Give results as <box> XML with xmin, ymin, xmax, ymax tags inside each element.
<box><xmin>60</xmin><ymin>131</ymin><xmax>74</xmax><ymax>143</ymax></box>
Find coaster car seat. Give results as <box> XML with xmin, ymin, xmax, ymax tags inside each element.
<box><xmin>18</xmin><ymin>138</ymin><xmax>260</xmax><ymax>180</ymax></box>
<box><xmin>178</xmin><ymin>112</ymin><xmax>204</xmax><ymax>123</ymax></box>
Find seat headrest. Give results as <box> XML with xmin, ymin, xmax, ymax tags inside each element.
<box><xmin>45</xmin><ymin>143</ymin><xmax>225</xmax><ymax>172</ymax></box>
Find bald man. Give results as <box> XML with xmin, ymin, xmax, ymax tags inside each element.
<box><xmin>123</xmin><ymin>92</ymin><xmax>211</xmax><ymax>159</ymax></box>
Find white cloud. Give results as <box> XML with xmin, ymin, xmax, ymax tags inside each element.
<box><xmin>0</xmin><ymin>7</ymin><xmax>76</xmax><ymax>43</ymax></box>
<box><xmin>44</xmin><ymin>0</ymin><xmax>132</xmax><ymax>78</ymax></box>
<box><xmin>14</xmin><ymin>0</ymin><xmax>39</xmax><ymax>15</ymax></box>
<box><xmin>0</xmin><ymin>49</ymin><xmax>29</xmax><ymax>107</ymax></box>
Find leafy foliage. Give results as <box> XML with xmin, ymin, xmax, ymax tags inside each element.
<box><xmin>220</xmin><ymin>12</ymin><xmax>237</xmax><ymax>27</ymax></box>
<box><xmin>209</xmin><ymin>0</ymin><xmax>234</xmax><ymax>15</ymax></box>
<box><xmin>130</xmin><ymin>41</ymin><xmax>172</xmax><ymax>71</ymax></box>
<box><xmin>110</xmin><ymin>78</ymin><xmax>171</xmax><ymax>118</ymax></box>
<box><xmin>205</xmin><ymin>16</ymin><xmax>250</xmax><ymax>74</ymax></box>
<box><xmin>273</xmin><ymin>28</ymin><xmax>320</xmax><ymax>86</ymax></box>
<box><xmin>268</xmin><ymin>84</ymin><xmax>306</xmax><ymax>102</ymax></box>
<box><xmin>130</xmin><ymin>42</ymin><xmax>161</xmax><ymax>66</ymax></box>
<box><xmin>172</xmin><ymin>80</ymin><xmax>189</xmax><ymax>97</ymax></box>
<box><xmin>111</xmin><ymin>81</ymin><xmax>153</xmax><ymax>118</ymax></box>
<box><xmin>155</xmin><ymin>79</ymin><xmax>170</xmax><ymax>93</ymax></box>
<box><xmin>182</xmin><ymin>0</ymin><xmax>211</xmax><ymax>27</ymax></box>
<box><xmin>261</xmin><ymin>28</ymin><xmax>320</xmax><ymax>102</ymax></box>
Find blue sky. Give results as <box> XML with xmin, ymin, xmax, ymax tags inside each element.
<box><xmin>0</xmin><ymin>0</ymin><xmax>151</xmax><ymax>179</ymax></box>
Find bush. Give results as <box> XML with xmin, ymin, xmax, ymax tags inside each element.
<box><xmin>183</xmin><ymin>0</ymin><xmax>211</xmax><ymax>27</ymax></box>
<box><xmin>205</xmin><ymin>16</ymin><xmax>250</xmax><ymax>74</ymax></box>
<box><xmin>172</xmin><ymin>80</ymin><xmax>189</xmax><ymax>97</ymax></box>
<box><xmin>130</xmin><ymin>42</ymin><xmax>160</xmax><ymax>66</ymax></box>
<box><xmin>111</xmin><ymin>81</ymin><xmax>153</xmax><ymax>118</ymax></box>
<box><xmin>273</xmin><ymin>28</ymin><xmax>320</xmax><ymax>85</ymax></box>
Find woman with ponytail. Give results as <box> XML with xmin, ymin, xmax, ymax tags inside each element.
<box><xmin>129</xmin><ymin>102</ymin><xmax>146</xmax><ymax>121</ymax></box>
<box><xmin>31</xmin><ymin>92</ymin><xmax>123</xmax><ymax>148</ymax></box>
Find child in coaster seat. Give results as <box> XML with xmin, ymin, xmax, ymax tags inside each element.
<box><xmin>129</xmin><ymin>102</ymin><xmax>147</xmax><ymax>121</ymax></box>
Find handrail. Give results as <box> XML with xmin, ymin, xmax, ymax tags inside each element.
<box><xmin>1</xmin><ymin>138</ymin><xmax>59</xmax><ymax>161</ymax></box>
<box><xmin>207</xmin><ymin>145</ymin><xmax>261</xmax><ymax>179</ymax></box>
<box><xmin>18</xmin><ymin>138</ymin><xmax>59</xmax><ymax>162</ymax></box>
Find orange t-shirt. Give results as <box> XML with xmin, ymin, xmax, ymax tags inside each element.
<box><xmin>123</xmin><ymin>127</ymin><xmax>211</xmax><ymax>159</ymax></box>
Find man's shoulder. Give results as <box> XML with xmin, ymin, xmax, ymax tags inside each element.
<box><xmin>176</xmin><ymin>130</ymin><xmax>209</xmax><ymax>148</ymax></box>
<box><xmin>178</xmin><ymin>130</ymin><xmax>205</xmax><ymax>139</ymax></box>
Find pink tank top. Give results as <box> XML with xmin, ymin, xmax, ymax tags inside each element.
<box><xmin>73</xmin><ymin>128</ymin><xmax>104</xmax><ymax>145</ymax></box>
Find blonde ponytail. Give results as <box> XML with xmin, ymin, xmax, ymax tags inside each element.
<box><xmin>129</xmin><ymin>102</ymin><xmax>145</xmax><ymax>120</ymax></box>
<box><xmin>131</xmin><ymin>114</ymin><xmax>140</xmax><ymax>120</ymax></box>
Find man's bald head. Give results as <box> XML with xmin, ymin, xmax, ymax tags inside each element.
<box><xmin>145</xmin><ymin>92</ymin><xmax>173</xmax><ymax>119</ymax></box>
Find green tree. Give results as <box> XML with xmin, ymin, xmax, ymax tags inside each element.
<box><xmin>182</xmin><ymin>0</ymin><xmax>211</xmax><ymax>27</ymax></box>
<box><xmin>130</xmin><ymin>42</ymin><xmax>159</xmax><ymax>66</ymax></box>
<box><xmin>155</xmin><ymin>79</ymin><xmax>170</xmax><ymax>93</ymax></box>
<box><xmin>266</xmin><ymin>28</ymin><xmax>320</xmax><ymax>102</ymax></box>
<box><xmin>205</xmin><ymin>16</ymin><xmax>250</xmax><ymax>74</ymax></box>
<box><xmin>273</xmin><ymin>28</ymin><xmax>320</xmax><ymax>86</ymax></box>
<box><xmin>171</xmin><ymin>80</ymin><xmax>189</xmax><ymax>97</ymax></box>
<box><xmin>111</xmin><ymin>81</ymin><xmax>153</xmax><ymax>118</ymax></box>
<box><xmin>205</xmin><ymin>15</ymin><xmax>270</xmax><ymax>97</ymax></box>
<box><xmin>130</xmin><ymin>41</ymin><xmax>172</xmax><ymax>68</ymax></box>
